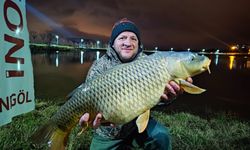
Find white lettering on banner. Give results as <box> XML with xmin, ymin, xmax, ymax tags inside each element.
<box><xmin>4</xmin><ymin>0</ymin><xmax>24</xmax><ymax>77</ymax></box>
<box><xmin>0</xmin><ymin>0</ymin><xmax>35</xmax><ymax>126</ymax></box>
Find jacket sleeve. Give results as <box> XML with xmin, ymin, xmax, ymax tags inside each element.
<box><xmin>85</xmin><ymin>55</ymin><xmax>109</xmax><ymax>83</ymax></box>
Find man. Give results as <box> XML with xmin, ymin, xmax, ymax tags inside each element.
<box><xmin>80</xmin><ymin>18</ymin><xmax>192</xmax><ymax>150</ymax></box>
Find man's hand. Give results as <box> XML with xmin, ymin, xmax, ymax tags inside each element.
<box><xmin>79</xmin><ymin>113</ymin><xmax>114</xmax><ymax>129</ymax></box>
<box><xmin>79</xmin><ymin>113</ymin><xmax>103</xmax><ymax>128</ymax></box>
<box><xmin>160</xmin><ymin>77</ymin><xmax>193</xmax><ymax>102</ymax></box>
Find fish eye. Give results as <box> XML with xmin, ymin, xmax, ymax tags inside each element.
<box><xmin>190</xmin><ymin>54</ymin><xmax>195</xmax><ymax>61</ymax></box>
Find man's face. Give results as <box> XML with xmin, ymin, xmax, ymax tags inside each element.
<box><xmin>112</xmin><ymin>31</ymin><xmax>139</xmax><ymax>62</ymax></box>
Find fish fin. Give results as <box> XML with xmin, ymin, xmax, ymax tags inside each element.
<box><xmin>49</xmin><ymin>128</ymin><xmax>69</xmax><ymax>150</ymax></box>
<box><xmin>178</xmin><ymin>79</ymin><xmax>206</xmax><ymax>94</ymax></box>
<box><xmin>136</xmin><ymin>110</ymin><xmax>150</xmax><ymax>133</ymax></box>
<box><xmin>30</xmin><ymin>121</ymin><xmax>56</xmax><ymax>146</ymax></box>
<box><xmin>30</xmin><ymin>120</ymin><xmax>69</xmax><ymax>150</ymax></box>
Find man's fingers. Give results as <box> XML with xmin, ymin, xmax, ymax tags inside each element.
<box><xmin>187</xmin><ymin>77</ymin><xmax>193</xmax><ymax>83</ymax></box>
<box><xmin>79</xmin><ymin>113</ymin><xmax>114</xmax><ymax>129</ymax></box>
<box><xmin>79</xmin><ymin>113</ymin><xmax>90</xmax><ymax>126</ymax></box>
<box><xmin>165</xmin><ymin>82</ymin><xmax>177</xmax><ymax>96</ymax></box>
<box><xmin>163</xmin><ymin>84</ymin><xmax>177</xmax><ymax>102</ymax></box>
<box><xmin>160</xmin><ymin>93</ymin><xmax>169</xmax><ymax>101</ymax></box>
<box><xmin>93</xmin><ymin>113</ymin><xmax>102</xmax><ymax>128</ymax></box>
<box><xmin>169</xmin><ymin>81</ymin><xmax>180</xmax><ymax>92</ymax></box>
<box><xmin>162</xmin><ymin>78</ymin><xmax>192</xmax><ymax>102</ymax></box>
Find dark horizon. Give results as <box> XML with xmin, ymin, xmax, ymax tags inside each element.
<box><xmin>26</xmin><ymin>0</ymin><xmax>250</xmax><ymax>49</ymax></box>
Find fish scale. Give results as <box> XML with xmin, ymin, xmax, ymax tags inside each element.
<box><xmin>31</xmin><ymin>52</ymin><xmax>211</xmax><ymax>150</ymax></box>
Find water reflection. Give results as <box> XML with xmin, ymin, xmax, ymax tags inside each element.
<box><xmin>247</xmin><ymin>57</ymin><xmax>250</xmax><ymax>68</ymax></box>
<box><xmin>80</xmin><ymin>51</ymin><xmax>84</xmax><ymax>64</ymax></box>
<box><xmin>96</xmin><ymin>51</ymin><xmax>100</xmax><ymax>60</ymax></box>
<box><xmin>229</xmin><ymin>56</ymin><xmax>235</xmax><ymax>70</ymax></box>
<box><xmin>215</xmin><ymin>54</ymin><xmax>219</xmax><ymax>66</ymax></box>
<box><xmin>56</xmin><ymin>52</ymin><xmax>59</xmax><ymax>67</ymax></box>
<box><xmin>32</xmin><ymin>50</ymin><xmax>105</xmax><ymax>67</ymax></box>
<box><xmin>208</xmin><ymin>54</ymin><xmax>250</xmax><ymax>70</ymax></box>
<box><xmin>33</xmin><ymin>52</ymin><xmax>250</xmax><ymax>70</ymax></box>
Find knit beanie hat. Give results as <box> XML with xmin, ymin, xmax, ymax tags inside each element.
<box><xmin>109</xmin><ymin>18</ymin><xmax>141</xmax><ymax>47</ymax></box>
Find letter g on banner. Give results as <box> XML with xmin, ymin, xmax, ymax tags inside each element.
<box><xmin>0</xmin><ymin>0</ymin><xmax>35</xmax><ymax>126</ymax></box>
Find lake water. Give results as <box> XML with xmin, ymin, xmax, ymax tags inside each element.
<box><xmin>32</xmin><ymin>50</ymin><xmax>250</xmax><ymax>119</ymax></box>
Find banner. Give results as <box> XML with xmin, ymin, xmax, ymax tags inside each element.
<box><xmin>0</xmin><ymin>0</ymin><xmax>35</xmax><ymax>126</ymax></box>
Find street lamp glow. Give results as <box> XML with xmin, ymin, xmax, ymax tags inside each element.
<box><xmin>170</xmin><ymin>48</ymin><xmax>173</xmax><ymax>51</ymax></box>
<box><xmin>96</xmin><ymin>40</ymin><xmax>100</xmax><ymax>48</ymax></box>
<box><xmin>55</xmin><ymin>35</ymin><xmax>59</xmax><ymax>45</ymax></box>
<box><xmin>187</xmin><ymin>48</ymin><xmax>191</xmax><ymax>51</ymax></box>
<box><xmin>80</xmin><ymin>39</ymin><xmax>84</xmax><ymax>48</ymax></box>
<box><xmin>230</xmin><ymin>46</ymin><xmax>238</xmax><ymax>51</ymax></box>
<box><xmin>155</xmin><ymin>47</ymin><xmax>158</xmax><ymax>50</ymax></box>
<box><xmin>202</xmin><ymin>49</ymin><xmax>205</xmax><ymax>52</ymax></box>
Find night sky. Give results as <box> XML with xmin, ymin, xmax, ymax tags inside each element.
<box><xmin>26</xmin><ymin>0</ymin><xmax>250</xmax><ymax>50</ymax></box>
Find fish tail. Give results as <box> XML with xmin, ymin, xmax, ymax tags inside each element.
<box><xmin>49</xmin><ymin>128</ymin><xmax>69</xmax><ymax>150</ymax></box>
<box><xmin>31</xmin><ymin>121</ymin><xmax>69</xmax><ymax>150</ymax></box>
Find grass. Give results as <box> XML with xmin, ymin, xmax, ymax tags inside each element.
<box><xmin>0</xmin><ymin>99</ymin><xmax>249</xmax><ymax>150</ymax></box>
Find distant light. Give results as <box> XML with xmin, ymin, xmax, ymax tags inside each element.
<box><xmin>155</xmin><ymin>47</ymin><xmax>158</xmax><ymax>50</ymax></box>
<box><xmin>230</xmin><ymin>46</ymin><xmax>238</xmax><ymax>50</ymax></box>
<box><xmin>202</xmin><ymin>49</ymin><xmax>205</xmax><ymax>52</ymax></box>
<box><xmin>81</xmin><ymin>39</ymin><xmax>84</xmax><ymax>42</ymax></box>
<box><xmin>170</xmin><ymin>48</ymin><xmax>173</xmax><ymax>51</ymax></box>
<box><xmin>55</xmin><ymin>35</ymin><xmax>59</xmax><ymax>45</ymax></box>
<box><xmin>187</xmin><ymin>48</ymin><xmax>191</xmax><ymax>51</ymax></box>
<box><xmin>96</xmin><ymin>41</ymin><xmax>100</xmax><ymax>48</ymax></box>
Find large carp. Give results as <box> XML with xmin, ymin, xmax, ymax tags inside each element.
<box><xmin>31</xmin><ymin>52</ymin><xmax>211</xmax><ymax>149</ymax></box>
